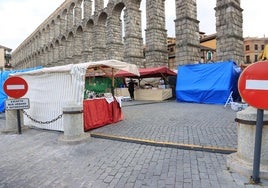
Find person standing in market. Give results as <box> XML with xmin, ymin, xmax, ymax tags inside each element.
<box><xmin>128</xmin><ymin>78</ymin><xmax>137</xmax><ymax>100</ymax></box>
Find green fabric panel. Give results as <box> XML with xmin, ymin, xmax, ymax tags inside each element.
<box><xmin>84</xmin><ymin>77</ymin><xmax>124</xmax><ymax>98</ymax></box>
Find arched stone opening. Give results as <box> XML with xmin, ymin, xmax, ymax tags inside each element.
<box><xmin>83</xmin><ymin>19</ymin><xmax>94</xmax><ymax>62</ymax></box>
<box><xmin>67</xmin><ymin>3</ymin><xmax>76</xmax><ymax>30</ymax></box>
<box><xmin>106</xmin><ymin>2</ymin><xmax>125</xmax><ymax>61</ymax></box>
<box><xmin>59</xmin><ymin>36</ymin><xmax>67</xmax><ymax>64</ymax></box>
<box><xmin>93</xmin><ymin>12</ymin><xmax>108</xmax><ymax>61</ymax></box>
<box><xmin>73</xmin><ymin>26</ymin><xmax>84</xmax><ymax>63</ymax></box>
<box><xmin>48</xmin><ymin>43</ymin><xmax>54</xmax><ymax>66</ymax></box>
<box><xmin>54</xmin><ymin>40</ymin><xmax>60</xmax><ymax>64</ymax></box>
<box><xmin>65</xmin><ymin>32</ymin><xmax>75</xmax><ymax>64</ymax></box>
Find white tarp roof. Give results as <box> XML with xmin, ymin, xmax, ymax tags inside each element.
<box><xmin>13</xmin><ymin>59</ymin><xmax>140</xmax><ymax>77</ymax></box>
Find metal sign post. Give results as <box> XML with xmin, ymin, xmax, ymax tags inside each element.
<box><xmin>251</xmin><ymin>109</ymin><xmax>264</xmax><ymax>184</ymax></box>
<box><xmin>16</xmin><ymin>110</ymin><xmax>22</xmax><ymax>134</ymax></box>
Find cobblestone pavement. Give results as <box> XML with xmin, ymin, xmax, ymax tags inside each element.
<box><xmin>0</xmin><ymin>100</ymin><xmax>267</xmax><ymax>188</ymax></box>
<box><xmin>92</xmin><ymin>100</ymin><xmax>237</xmax><ymax>151</ymax></box>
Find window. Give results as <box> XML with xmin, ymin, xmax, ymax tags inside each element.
<box><xmin>245</xmin><ymin>45</ymin><xmax>250</xmax><ymax>51</ymax></box>
<box><xmin>255</xmin><ymin>55</ymin><xmax>258</xmax><ymax>62</ymax></box>
<box><xmin>246</xmin><ymin>55</ymin><xmax>250</xmax><ymax>63</ymax></box>
<box><xmin>207</xmin><ymin>51</ymin><xmax>213</xmax><ymax>60</ymax></box>
<box><xmin>262</xmin><ymin>45</ymin><xmax>265</xmax><ymax>50</ymax></box>
<box><xmin>254</xmin><ymin>44</ymin><xmax>258</xmax><ymax>50</ymax></box>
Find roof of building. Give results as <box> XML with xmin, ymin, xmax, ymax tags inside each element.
<box><xmin>0</xmin><ymin>45</ymin><xmax>12</xmax><ymax>52</ymax></box>
<box><xmin>200</xmin><ymin>33</ymin><xmax>217</xmax><ymax>43</ymax></box>
<box><xmin>243</xmin><ymin>36</ymin><xmax>268</xmax><ymax>42</ymax></box>
<box><xmin>200</xmin><ymin>44</ymin><xmax>216</xmax><ymax>52</ymax></box>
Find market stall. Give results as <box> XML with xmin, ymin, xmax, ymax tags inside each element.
<box><xmin>115</xmin><ymin>67</ymin><xmax>177</xmax><ymax>101</ymax></box>
<box><xmin>11</xmin><ymin>60</ymin><xmax>139</xmax><ymax>132</ymax></box>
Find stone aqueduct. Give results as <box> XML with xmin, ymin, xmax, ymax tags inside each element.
<box><xmin>11</xmin><ymin>0</ymin><xmax>243</xmax><ymax>69</ymax></box>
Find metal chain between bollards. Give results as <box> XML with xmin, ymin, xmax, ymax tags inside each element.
<box><xmin>22</xmin><ymin>110</ymin><xmax>63</xmax><ymax>124</ymax></box>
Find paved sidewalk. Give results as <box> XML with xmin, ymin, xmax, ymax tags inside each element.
<box><xmin>0</xmin><ymin>100</ymin><xmax>267</xmax><ymax>188</ymax></box>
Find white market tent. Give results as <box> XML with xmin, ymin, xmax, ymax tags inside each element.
<box><xmin>11</xmin><ymin>60</ymin><xmax>140</xmax><ymax>131</ymax></box>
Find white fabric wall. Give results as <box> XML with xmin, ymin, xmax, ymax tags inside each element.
<box><xmin>22</xmin><ymin>72</ymin><xmax>78</xmax><ymax>131</ymax></box>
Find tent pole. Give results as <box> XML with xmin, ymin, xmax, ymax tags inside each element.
<box><xmin>112</xmin><ymin>68</ymin><xmax>115</xmax><ymax>96</ymax></box>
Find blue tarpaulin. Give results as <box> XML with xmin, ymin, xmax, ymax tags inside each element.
<box><xmin>176</xmin><ymin>61</ymin><xmax>241</xmax><ymax>104</ymax></box>
<box><xmin>0</xmin><ymin>66</ymin><xmax>42</xmax><ymax>112</ymax></box>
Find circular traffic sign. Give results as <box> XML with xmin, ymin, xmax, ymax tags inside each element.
<box><xmin>238</xmin><ymin>61</ymin><xmax>268</xmax><ymax>110</ymax></box>
<box><xmin>3</xmin><ymin>76</ymin><xmax>28</xmax><ymax>99</ymax></box>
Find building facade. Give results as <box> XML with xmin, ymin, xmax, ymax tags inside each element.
<box><xmin>0</xmin><ymin>45</ymin><xmax>12</xmax><ymax>70</ymax></box>
<box><xmin>243</xmin><ymin>37</ymin><xmax>268</xmax><ymax>64</ymax></box>
<box><xmin>167</xmin><ymin>33</ymin><xmax>217</xmax><ymax>69</ymax></box>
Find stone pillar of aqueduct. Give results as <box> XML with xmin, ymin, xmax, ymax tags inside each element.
<box><xmin>11</xmin><ymin>0</ymin><xmax>243</xmax><ymax>69</ymax></box>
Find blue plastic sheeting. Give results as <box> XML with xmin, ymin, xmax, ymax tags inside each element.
<box><xmin>176</xmin><ymin>61</ymin><xmax>241</xmax><ymax>104</ymax></box>
<box><xmin>0</xmin><ymin>66</ymin><xmax>42</xmax><ymax>112</ymax></box>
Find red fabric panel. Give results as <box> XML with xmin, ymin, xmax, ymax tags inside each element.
<box><xmin>111</xmin><ymin>100</ymin><xmax>124</xmax><ymax>123</ymax></box>
<box><xmin>83</xmin><ymin>98</ymin><xmax>124</xmax><ymax>131</ymax></box>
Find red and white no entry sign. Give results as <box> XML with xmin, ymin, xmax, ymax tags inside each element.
<box><xmin>3</xmin><ymin>76</ymin><xmax>28</xmax><ymax>99</ymax></box>
<box><xmin>238</xmin><ymin>61</ymin><xmax>268</xmax><ymax>110</ymax></box>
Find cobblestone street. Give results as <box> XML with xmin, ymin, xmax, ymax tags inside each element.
<box><xmin>0</xmin><ymin>100</ymin><xmax>267</xmax><ymax>187</ymax></box>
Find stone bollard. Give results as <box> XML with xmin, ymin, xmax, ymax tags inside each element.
<box><xmin>227</xmin><ymin>106</ymin><xmax>268</xmax><ymax>179</ymax></box>
<box><xmin>58</xmin><ymin>105</ymin><xmax>90</xmax><ymax>144</ymax></box>
<box><xmin>2</xmin><ymin>110</ymin><xmax>25</xmax><ymax>134</ymax></box>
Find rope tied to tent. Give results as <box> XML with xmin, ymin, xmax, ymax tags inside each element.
<box><xmin>22</xmin><ymin>110</ymin><xmax>63</xmax><ymax>124</ymax></box>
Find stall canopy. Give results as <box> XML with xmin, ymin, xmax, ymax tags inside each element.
<box><xmin>19</xmin><ymin>60</ymin><xmax>140</xmax><ymax>78</ymax></box>
<box><xmin>85</xmin><ymin>60</ymin><xmax>140</xmax><ymax>77</ymax></box>
<box><xmin>115</xmin><ymin>66</ymin><xmax>176</xmax><ymax>78</ymax></box>
<box><xmin>176</xmin><ymin>61</ymin><xmax>241</xmax><ymax>104</ymax></box>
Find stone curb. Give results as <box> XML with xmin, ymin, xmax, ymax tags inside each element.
<box><xmin>90</xmin><ymin>132</ymin><xmax>237</xmax><ymax>154</ymax></box>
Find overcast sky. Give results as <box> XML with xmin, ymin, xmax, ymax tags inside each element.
<box><xmin>0</xmin><ymin>0</ymin><xmax>267</xmax><ymax>51</ymax></box>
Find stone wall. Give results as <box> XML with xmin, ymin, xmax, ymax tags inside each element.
<box><xmin>215</xmin><ymin>0</ymin><xmax>244</xmax><ymax>64</ymax></box>
<box><xmin>11</xmin><ymin>0</ymin><xmax>243</xmax><ymax>69</ymax></box>
<box><xmin>175</xmin><ymin>0</ymin><xmax>200</xmax><ymax>65</ymax></box>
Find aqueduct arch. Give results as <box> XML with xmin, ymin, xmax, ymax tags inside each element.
<box><xmin>11</xmin><ymin>0</ymin><xmax>243</xmax><ymax>69</ymax></box>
